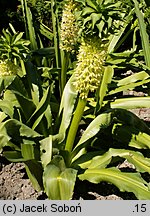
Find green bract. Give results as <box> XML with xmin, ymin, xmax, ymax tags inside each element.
<box><xmin>60</xmin><ymin>0</ymin><xmax>79</xmax><ymax>52</ymax></box>
<box><xmin>0</xmin><ymin>60</ymin><xmax>20</xmax><ymax>76</ymax></box>
<box><xmin>74</xmin><ymin>37</ymin><xmax>108</xmax><ymax>99</ymax></box>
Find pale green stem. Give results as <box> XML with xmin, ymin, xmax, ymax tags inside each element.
<box><xmin>65</xmin><ymin>97</ymin><xmax>87</xmax><ymax>153</ymax></box>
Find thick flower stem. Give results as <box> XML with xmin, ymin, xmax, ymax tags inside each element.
<box><xmin>65</xmin><ymin>97</ymin><xmax>87</xmax><ymax>153</ymax></box>
<box><xmin>61</xmin><ymin>51</ymin><xmax>69</xmax><ymax>95</ymax></box>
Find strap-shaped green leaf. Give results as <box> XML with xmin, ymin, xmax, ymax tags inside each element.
<box><xmin>3</xmin><ymin>90</ymin><xmax>20</xmax><ymax>113</ymax></box>
<box><xmin>99</xmin><ymin>66</ymin><xmax>114</xmax><ymax>108</ymax></box>
<box><xmin>71</xmin><ymin>108</ymin><xmax>150</xmax><ymax>160</ymax></box>
<box><xmin>82</xmin><ymin>7</ymin><xmax>95</xmax><ymax>16</ymax></box>
<box><xmin>110</xmin><ymin>97</ymin><xmax>150</xmax><ymax>109</ymax></box>
<box><xmin>79</xmin><ymin>167</ymin><xmax>150</xmax><ymax>199</ymax></box>
<box><xmin>58</xmin><ymin>73</ymin><xmax>78</xmax><ymax>143</ymax></box>
<box><xmin>86</xmin><ymin>0</ymin><xmax>99</xmax><ymax>10</ymax></box>
<box><xmin>133</xmin><ymin>0</ymin><xmax>150</xmax><ymax>68</ymax></box>
<box><xmin>0</xmin><ymin>76</ymin><xmax>16</xmax><ymax>94</ymax></box>
<box><xmin>91</xmin><ymin>13</ymin><xmax>102</xmax><ymax>28</ymax></box>
<box><xmin>79</xmin><ymin>148</ymin><xmax>150</xmax><ymax>173</ymax></box>
<box><xmin>0</xmin><ymin>119</ymin><xmax>41</xmax><ymax>141</ymax></box>
<box><xmin>3</xmin><ymin>151</ymin><xmax>24</xmax><ymax>162</ymax></box>
<box><xmin>129</xmin><ymin>132</ymin><xmax>150</xmax><ymax>149</ymax></box>
<box><xmin>24</xmin><ymin>160</ymin><xmax>43</xmax><ymax>192</ymax></box>
<box><xmin>40</xmin><ymin>135</ymin><xmax>53</xmax><ymax>168</ymax></box>
<box><xmin>0</xmin><ymin>111</ymin><xmax>8</xmax><ymax>122</ymax></box>
<box><xmin>21</xmin><ymin>143</ymin><xmax>35</xmax><ymax>160</ymax></box>
<box><xmin>23</xmin><ymin>0</ymin><xmax>38</xmax><ymax>50</ymax></box>
<box><xmin>27</xmin><ymin>87</ymin><xmax>52</xmax><ymax>132</ymax></box>
<box><xmin>108</xmin><ymin>73</ymin><xmax>150</xmax><ymax>96</ymax></box>
<box><xmin>8</xmin><ymin>76</ymin><xmax>36</xmax><ymax>121</ymax></box>
<box><xmin>71</xmin><ymin>112</ymin><xmax>112</xmax><ymax>159</ymax></box>
<box><xmin>39</xmin><ymin>23</ymin><xmax>54</xmax><ymax>41</ymax></box>
<box><xmin>119</xmin><ymin>71</ymin><xmax>149</xmax><ymax>86</ymax></box>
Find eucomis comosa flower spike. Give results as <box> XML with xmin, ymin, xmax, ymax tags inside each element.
<box><xmin>74</xmin><ymin>37</ymin><xmax>108</xmax><ymax>99</ymax></box>
<box><xmin>60</xmin><ymin>0</ymin><xmax>78</xmax><ymax>52</ymax></box>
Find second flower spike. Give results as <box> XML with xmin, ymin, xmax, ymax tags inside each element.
<box><xmin>60</xmin><ymin>0</ymin><xmax>79</xmax><ymax>53</ymax></box>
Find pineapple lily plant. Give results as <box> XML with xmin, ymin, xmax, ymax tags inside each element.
<box><xmin>1</xmin><ymin>0</ymin><xmax>150</xmax><ymax>200</ymax></box>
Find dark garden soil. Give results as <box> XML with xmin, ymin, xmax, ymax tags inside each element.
<box><xmin>0</xmin><ymin>91</ymin><xmax>150</xmax><ymax>200</ymax></box>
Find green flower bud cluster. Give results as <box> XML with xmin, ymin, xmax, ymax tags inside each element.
<box><xmin>60</xmin><ymin>0</ymin><xmax>78</xmax><ymax>53</ymax></box>
<box><xmin>74</xmin><ymin>37</ymin><xmax>108</xmax><ymax>99</ymax></box>
<box><xmin>0</xmin><ymin>60</ymin><xmax>20</xmax><ymax>76</ymax></box>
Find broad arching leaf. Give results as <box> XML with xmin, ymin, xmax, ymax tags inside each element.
<box><xmin>71</xmin><ymin>108</ymin><xmax>150</xmax><ymax>160</ymax></box>
<box><xmin>79</xmin><ymin>167</ymin><xmax>150</xmax><ymax>200</ymax></box>
<box><xmin>79</xmin><ymin>148</ymin><xmax>150</xmax><ymax>173</ymax></box>
<box><xmin>110</xmin><ymin>97</ymin><xmax>150</xmax><ymax>109</ymax></box>
<box><xmin>71</xmin><ymin>112</ymin><xmax>112</xmax><ymax>159</ymax></box>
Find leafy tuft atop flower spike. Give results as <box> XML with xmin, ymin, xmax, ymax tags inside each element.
<box><xmin>60</xmin><ymin>0</ymin><xmax>79</xmax><ymax>53</ymax></box>
<box><xmin>74</xmin><ymin>37</ymin><xmax>108</xmax><ymax>99</ymax></box>
<box><xmin>0</xmin><ymin>60</ymin><xmax>21</xmax><ymax>76</ymax></box>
